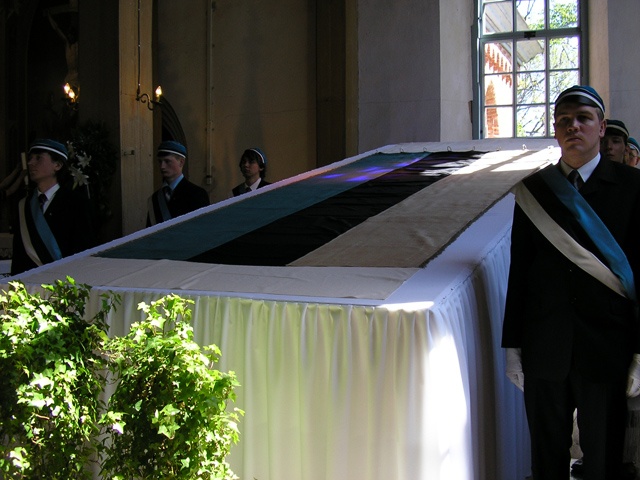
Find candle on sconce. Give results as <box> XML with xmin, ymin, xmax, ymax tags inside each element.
<box><xmin>21</xmin><ymin>152</ymin><xmax>28</xmax><ymax>185</ymax></box>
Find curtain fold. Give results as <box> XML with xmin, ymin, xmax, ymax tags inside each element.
<box><xmin>79</xmin><ymin>220</ymin><xmax>528</xmax><ymax>480</ymax></box>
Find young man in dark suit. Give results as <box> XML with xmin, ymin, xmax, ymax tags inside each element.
<box><xmin>600</xmin><ymin>118</ymin><xmax>629</xmax><ymax>164</ymax></box>
<box><xmin>147</xmin><ymin>141</ymin><xmax>209</xmax><ymax>226</ymax></box>
<box><xmin>502</xmin><ymin>85</ymin><xmax>640</xmax><ymax>480</ymax></box>
<box><xmin>232</xmin><ymin>147</ymin><xmax>270</xmax><ymax>196</ymax></box>
<box><xmin>11</xmin><ymin>139</ymin><xmax>94</xmax><ymax>275</ymax></box>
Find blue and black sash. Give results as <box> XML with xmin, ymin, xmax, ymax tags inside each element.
<box><xmin>514</xmin><ymin>167</ymin><xmax>636</xmax><ymax>302</ymax></box>
<box><xmin>18</xmin><ymin>193</ymin><xmax>62</xmax><ymax>267</ymax></box>
<box><xmin>147</xmin><ymin>190</ymin><xmax>172</xmax><ymax>226</ymax></box>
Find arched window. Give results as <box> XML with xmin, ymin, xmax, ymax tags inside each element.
<box><xmin>475</xmin><ymin>0</ymin><xmax>585</xmax><ymax>138</ymax></box>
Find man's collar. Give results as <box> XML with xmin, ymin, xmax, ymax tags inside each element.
<box><xmin>559</xmin><ymin>153</ymin><xmax>600</xmax><ymax>182</ymax></box>
<box><xmin>38</xmin><ymin>183</ymin><xmax>60</xmax><ymax>199</ymax></box>
<box><xmin>245</xmin><ymin>178</ymin><xmax>262</xmax><ymax>191</ymax></box>
<box><xmin>164</xmin><ymin>174</ymin><xmax>184</xmax><ymax>191</ymax></box>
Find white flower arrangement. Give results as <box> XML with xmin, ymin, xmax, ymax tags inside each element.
<box><xmin>66</xmin><ymin>141</ymin><xmax>91</xmax><ymax>193</ymax></box>
<box><xmin>66</xmin><ymin>120</ymin><xmax>118</xmax><ymax>224</ymax></box>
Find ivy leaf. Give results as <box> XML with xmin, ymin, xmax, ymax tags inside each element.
<box><xmin>157</xmin><ymin>422</ymin><xmax>180</xmax><ymax>439</ymax></box>
<box><xmin>159</xmin><ymin>403</ymin><xmax>180</xmax><ymax>418</ymax></box>
<box><xmin>31</xmin><ymin>375</ymin><xmax>54</xmax><ymax>389</ymax></box>
<box><xmin>27</xmin><ymin>393</ymin><xmax>46</xmax><ymax>409</ymax></box>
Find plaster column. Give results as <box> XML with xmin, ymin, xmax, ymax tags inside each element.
<box><xmin>119</xmin><ymin>0</ymin><xmax>155</xmax><ymax>234</ymax></box>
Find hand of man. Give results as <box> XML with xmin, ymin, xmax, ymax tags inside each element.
<box><xmin>627</xmin><ymin>353</ymin><xmax>640</xmax><ymax>398</ymax></box>
<box><xmin>506</xmin><ymin>348</ymin><xmax>524</xmax><ymax>392</ymax></box>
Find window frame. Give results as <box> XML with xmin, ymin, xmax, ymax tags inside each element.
<box><xmin>472</xmin><ymin>0</ymin><xmax>589</xmax><ymax>139</ymax></box>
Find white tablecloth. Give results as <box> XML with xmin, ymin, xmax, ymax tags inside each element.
<box><xmin>7</xmin><ymin>140</ymin><xmax>552</xmax><ymax>479</ymax></box>
<box><xmin>73</xmin><ymin>195</ymin><xmax>530</xmax><ymax>480</ymax></box>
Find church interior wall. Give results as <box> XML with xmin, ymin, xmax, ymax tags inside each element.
<box><xmin>355</xmin><ymin>0</ymin><xmax>444</xmax><ymax>153</ymax></box>
<box><xmin>157</xmin><ymin>0</ymin><xmax>318</xmax><ymax>204</ymax></box>
<box><xmin>3</xmin><ymin>0</ymin><xmax>640</xmax><ymax>240</ymax></box>
<box><xmin>156</xmin><ymin>0</ymin><xmax>210</xmax><ymax>197</ymax></box>
<box><xmin>587</xmin><ymin>0</ymin><xmax>610</xmax><ymax>114</ymax></box>
<box><xmin>439</xmin><ymin>0</ymin><xmax>474</xmax><ymax>142</ymax></box>
<box><xmin>601</xmin><ymin>0</ymin><xmax>640</xmax><ymax>139</ymax></box>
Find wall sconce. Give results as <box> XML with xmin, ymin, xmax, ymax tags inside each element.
<box><xmin>64</xmin><ymin>83</ymin><xmax>78</xmax><ymax>102</ymax></box>
<box><xmin>136</xmin><ymin>84</ymin><xmax>162</xmax><ymax>110</ymax></box>
<box><xmin>63</xmin><ymin>83</ymin><xmax>79</xmax><ymax>111</ymax></box>
<box><xmin>136</xmin><ymin>0</ymin><xmax>162</xmax><ymax>111</ymax></box>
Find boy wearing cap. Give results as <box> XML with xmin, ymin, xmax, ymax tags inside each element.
<box><xmin>502</xmin><ymin>86</ymin><xmax>640</xmax><ymax>479</ymax></box>
<box><xmin>626</xmin><ymin>137</ymin><xmax>640</xmax><ymax>168</ymax></box>
<box><xmin>232</xmin><ymin>148</ymin><xmax>271</xmax><ymax>196</ymax></box>
<box><xmin>600</xmin><ymin>118</ymin><xmax>630</xmax><ymax>163</ymax></box>
<box><xmin>147</xmin><ymin>140</ymin><xmax>209</xmax><ymax>226</ymax></box>
<box><xmin>11</xmin><ymin>139</ymin><xmax>94</xmax><ymax>275</ymax></box>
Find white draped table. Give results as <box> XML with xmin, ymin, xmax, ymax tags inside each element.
<box><xmin>7</xmin><ymin>139</ymin><xmax>560</xmax><ymax>480</ymax></box>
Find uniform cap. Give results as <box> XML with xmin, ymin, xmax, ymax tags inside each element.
<box><xmin>555</xmin><ymin>85</ymin><xmax>605</xmax><ymax>115</ymax></box>
<box><xmin>605</xmin><ymin>119</ymin><xmax>629</xmax><ymax>140</ymax></box>
<box><xmin>28</xmin><ymin>138</ymin><xmax>68</xmax><ymax>161</ymax></box>
<box><xmin>245</xmin><ymin>147</ymin><xmax>267</xmax><ymax>165</ymax></box>
<box><xmin>157</xmin><ymin>140</ymin><xmax>187</xmax><ymax>158</ymax></box>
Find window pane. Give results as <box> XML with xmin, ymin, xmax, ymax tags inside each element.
<box><xmin>484</xmin><ymin>41</ymin><xmax>513</xmax><ymax>74</ymax></box>
<box><xmin>549</xmin><ymin>69</ymin><xmax>580</xmax><ymax>105</ymax></box>
<box><xmin>478</xmin><ymin>0</ymin><xmax>582</xmax><ymax>139</ymax></box>
<box><xmin>517</xmin><ymin>106</ymin><xmax>546</xmax><ymax>137</ymax></box>
<box><xmin>549</xmin><ymin>36</ymin><xmax>579</xmax><ymax>70</ymax></box>
<box><xmin>485</xmin><ymin>106</ymin><xmax>514</xmax><ymax>138</ymax></box>
<box><xmin>517</xmin><ymin>39</ymin><xmax>545</xmax><ymax>71</ymax></box>
<box><xmin>517</xmin><ymin>72</ymin><xmax>546</xmax><ymax>104</ymax></box>
<box><xmin>549</xmin><ymin>0</ymin><xmax>578</xmax><ymax>28</ymax></box>
<box><xmin>516</xmin><ymin>0</ymin><xmax>545</xmax><ymax>31</ymax></box>
<box><xmin>485</xmin><ymin>75</ymin><xmax>513</xmax><ymax>106</ymax></box>
<box><xmin>483</xmin><ymin>1</ymin><xmax>513</xmax><ymax>34</ymax></box>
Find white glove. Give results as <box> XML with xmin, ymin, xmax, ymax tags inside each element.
<box><xmin>506</xmin><ymin>348</ymin><xmax>524</xmax><ymax>392</ymax></box>
<box><xmin>627</xmin><ymin>353</ymin><xmax>640</xmax><ymax>398</ymax></box>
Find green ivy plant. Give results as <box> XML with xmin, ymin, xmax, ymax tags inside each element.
<box><xmin>0</xmin><ymin>278</ymin><xmax>118</xmax><ymax>479</ymax></box>
<box><xmin>100</xmin><ymin>294</ymin><xmax>243</xmax><ymax>480</ymax></box>
<box><xmin>0</xmin><ymin>281</ymin><xmax>241</xmax><ymax>479</ymax></box>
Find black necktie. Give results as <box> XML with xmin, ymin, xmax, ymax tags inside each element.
<box><xmin>38</xmin><ymin>193</ymin><xmax>47</xmax><ymax>211</ymax></box>
<box><xmin>163</xmin><ymin>185</ymin><xmax>172</xmax><ymax>201</ymax></box>
<box><xmin>567</xmin><ymin>169</ymin><xmax>584</xmax><ymax>190</ymax></box>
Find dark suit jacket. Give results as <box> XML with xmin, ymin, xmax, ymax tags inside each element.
<box><xmin>502</xmin><ymin>160</ymin><xmax>640</xmax><ymax>383</ymax></box>
<box><xmin>147</xmin><ymin>178</ymin><xmax>209</xmax><ymax>227</ymax></box>
<box><xmin>11</xmin><ymin>186</ymin><xmax>95</xmax><ymax>275</ymax></box>
<box><xmin>232</xmin><ymin>179</ymin><xmax>271</xmax><ymax>196</ymax></box>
